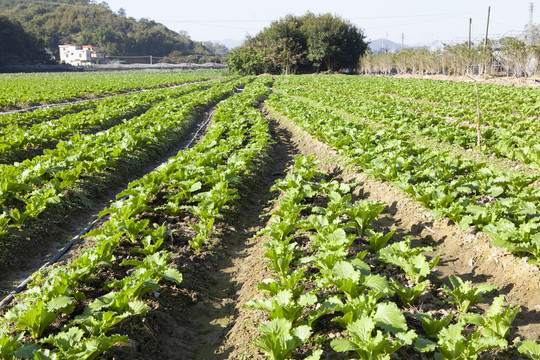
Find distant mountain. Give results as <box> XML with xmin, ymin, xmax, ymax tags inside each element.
<box><xmin>211</xmin><ymin>39</ymin><xmax>244</xmax><ymax>50</ymax></box>
<box><xmin>368</xmin><ymin>38</ymin><xmax>446</xmax><ymax>54</ymax></box>
<box><xmin>368</xmin><ymin>39</ymin><xmax>410</xmax><ymax>54</ymax></box>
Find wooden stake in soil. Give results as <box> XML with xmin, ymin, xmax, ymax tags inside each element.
<box><xmin>472</xmin><ymin>78</ymin><xmax>484</xmax><ymax>147</ymax></box>
<box><xmin>466</xmin><ymin>75</ymin><xmax>484</xmax><ymax>147</ymax></box>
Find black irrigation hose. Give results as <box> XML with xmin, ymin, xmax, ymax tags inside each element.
<box><xmin>0</xmin><ymin>89</ymin><xmax>152</xmax><ymax>116</ymax></box>
<box><xmin>183</xmin><ymin>108</ymin><xmax>215</xmax><ymax>150</ymax></box>
<box><xmin>0</xmin><ymin>80</ymin><xmax>203</xmax><ymax>116</ymax></box>
<box><xmin>0</xmin><ymin>107</ymin><xmax>217</xmax><ymax>310</ymax></box>
<box><xmin>0</xmin><ymin>208</ymin><xmax>113</xmax><ymax>309</ymax></box>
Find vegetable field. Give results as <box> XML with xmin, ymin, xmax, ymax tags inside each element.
<box><xmin>0</xmin><ymin>71</ymin><xmax>539</xmax><ymax>359</ymax></box>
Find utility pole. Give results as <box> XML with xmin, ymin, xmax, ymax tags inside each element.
<box><xmin>468</xmin><ymin>18</ymin><xmax>472</xmax><ymax>75</ymax></box>
<box><xmin>527</xmin><ymin>2</ymin><xmax>535</xmax><ymax>45</ymax></box>
<box><xmin>150</xmin><ymin>55</ymin><xmax>153</xmax><ymax>65</ymax></box>
<box><xmin>468</xmin><ymin>18</ymin><xmax>472</xmax><ymax>51</ymax></box>
<box><xmin>529</xmin><ymin>2</ymin><xmax>535</xmax><ymax>27</ymax></box>
<box><xmin>401</xmin><ymin>33</ymin><xmax>404</xmax><ymax>49</ymax></box>
<box><xmin>483</xmin><ymin>6</ymin><xmax>491</xmax><ymax>76</ymax></box>
<box><xmin>484</xmin><ymin>6</ymin><xmax>491</xmax><ymax>48</ymax></box>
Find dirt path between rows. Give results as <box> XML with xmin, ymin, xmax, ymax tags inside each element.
<box><xmin>393</xmin><ymin>73</ymin><xmax>540</xmax><ymax>87</ymax></box>
<box><xmin>121</xmin><ymin>103</ymin><xmax>539</xmax><ymax>359</ymax></box>
<box><xmin>0</xmin><ymin>107</ymin><xmax>215</xmax><ymax>301</ymax></box>
<box><xmin>269</xmin><ymin>109</ymin><xmax>540</xmax><ymax>338</ymax></box>
<box><xmin>101</xmin><ymin>110</ymin><xmax>298</xmax><ymax>359</ymax></box>
<box><xmin>2</xmin><ymin>95</ymin><xmax>538</xmax><ymax>358</ymax></box>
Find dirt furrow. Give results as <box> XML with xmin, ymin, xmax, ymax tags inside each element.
<box><xmin>102</xmin><ymin>111</ymin><xmax>297</xmax><ymax>359</ymax></box>
<box><xmin>260</xmin><ymin>108</ymin><xmax>540</xmax><ymax>341</ymax></box>
<box><xmin>0</xmin><ymin>106</ymin><xmax>216</xmax><ymax>299</ymax></box>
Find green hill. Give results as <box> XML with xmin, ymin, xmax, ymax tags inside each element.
<box><xmin>0</xmin><ymin>0</ymin><xmax>222</xmax><ymax>64</ymax></box>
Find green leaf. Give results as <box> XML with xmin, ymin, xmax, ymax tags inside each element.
<box><xmin>487</xmin><ymin>186</ymin><xmax>504</xmax><ymax>198</ymax></box>
<box><xmin>13</xmin><ymin>344</ymin><xmax>40</xmax><ymax>359</ymax></box>
<box><xmin>128</xmin><ymin>299</ymin><xmax>148</xmax><ymax>315</ymax></box>
<box><xmin>364</xmin><ymin>274</ymin><xmax>392</xmax><ymax>295</ymax></box>
<box><xmin>31</xmin><ymin>349</ymin><xmax>59</xmax><ymax>360</ymax></box>
<box><xmin>331</xmin><ymin>338</ymin><xmax>358</xmax><ymax>352</ymax></box>
<box><xmin>372</xmin><ymin>302</ymin><xmax>408</xmax><ymax>334</ymax></box>
<box><xmin>292</xmin><ymin>325</ymin><xmax>312</xmax><ymax>343</ymax></box>
<box><xmin>333</xmin><ymin>260</ymin><xmax>359</xmax><ymax>279</ymax></box>
<box><xmin>163</xmin><ymin>268</ymin><xmax>183</xmax><ymax>285</ymax></box>
<box><xmin>517</xmin><ymin>339</ymin><xmax>540</xmax><ymax>359</ymax></box>
<box><xmin>47</xmin><ymin>295</ymin><xmax>75</xmax><ymax>313</ymax></box>
<box><xmin>415</xmin><ymin>336</ymin><xmax>437</xmax><ymax>352</ymax></box>
<box><xmin>304</xmin><ymin>349</ymin><xmax>323</xmax><ymax>360</ymax></box>
<box><xmin>348</xmin><ymin>315</ymin><xmax>376</xmax><ymax>343</ymax></box>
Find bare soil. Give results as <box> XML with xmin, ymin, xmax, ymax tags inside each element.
<box><xmin>219</xmin><ymin>109</ymin><xmax>539</xmax><ymax>358</ymax></box>
<box><xmin>393</xmin><ymin>73</ymin><xmax>540</xmax><ymax>87</ymax></box>
<box><xmin>0</xmin><ymin>106</ymin><xmax>215</xmax><ymax>298</ymax></box>
<box><xmin>100</xmin><ymin>115</ymin><xmax>297</xmax><ymax>359</ymax></box>
<box><xmin>1</xmin><ymin>86</ymin><xmax>538</xmax><ymax>359</ymax></box>
<box><xmin>266</xmin><ymin>110</ymin><xmax>540</xmax><ymax>339</ymax></box>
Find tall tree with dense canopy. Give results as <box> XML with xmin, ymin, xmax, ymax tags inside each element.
<box><xmin>0</xmin><ymin>16</ymin><xmax>50</xmax><ymax>65</ymax></box>
<box><xmin>228</xmin><ymin>12</ymin><xmax>368</xmax><ymax>75</ymax></box>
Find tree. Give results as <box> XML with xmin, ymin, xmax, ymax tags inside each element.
<box><xmin>228</xmin><ymin>12</ymin><xmax>368</xmax><ymax>75</ymax></box>
<box><xmin>0</xmin><ymin>16</ymin><xmax>50</xmax><ymax>65</ymax></box>
<box><xmin>259</xmin><ymin>15</ymin><xmax>306</xmax><ymax>74</ymax></box>
<box><xmin>0</xmin><ymin>0</ymin><xmax>224</xmax><ymax>59</ymax></box>
<box><xmin>497</xmin><ymin>37</ymin><xmax>528</xmax><ymax>76</ymax></box>
<box><xmin>227</xmin><ymin>38</ymin><xmax>267</xmax><ymax>75</ymax></box>
<box><xmin>303</xmin><ymin>13</ymin><xmax>367</xmax><ymax>72</ymax></box>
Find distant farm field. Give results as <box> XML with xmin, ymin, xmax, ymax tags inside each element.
<box><xmin>0</xmin><ymin>70</ymin><xmax>538</xmax><ymax>359</ymax></box>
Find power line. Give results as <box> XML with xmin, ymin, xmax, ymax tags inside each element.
<box><xmin>161</xmin><ymin>11</ymin><xmax>468</xmax><ymax>23</ymax></box>
<box><xmin>364</xmin><ymin>14</ymin><xmax>459</xmax><ymax>30</ymax></box>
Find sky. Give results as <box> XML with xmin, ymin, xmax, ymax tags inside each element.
<box><xmin>103</xmin><ymin>0</ymin><xmax>535</xmax><ymax>46</ymax></box>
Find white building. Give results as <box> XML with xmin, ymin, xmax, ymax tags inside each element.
<box><xmin>59</xmin><ymin>45</ymin><xmax>106</xmax><ymax>66</ymax></box>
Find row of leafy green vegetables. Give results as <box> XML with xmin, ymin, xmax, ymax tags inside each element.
<box><xmin>0</xmin><ymin>70</ymin><xmax>226</xmax><ymax>108</ymax></box>
<box><xmin>0</xmin><ymin>71</ymin><xmax>224</xmax><ymax>128</ymax></box>
<box><xmin>0</xmin><ymin>101</ymin><xmax>97</xmax><ymax>128</ymax></box>
<box><xmin>247</xmin><ymin>155</ymin><xmax>537</xmax><ymax>359</ymax></box>
<box><xmin>328</xmin><ymin>75</ymin><xmax>540</xmax><ymax>117</ymax></box>
<box><xmin>0</xmin><ymin>77</ymin><xmax>251</xmax><ymax>250</ymax></box>
<box><xmin>265</xmin><ymin>91</ymin><xmax>540</xmax><ymax>264</ymax></box>
<box><xmin>0</xmin><ymin>76</ymin><xmax>238</xmax><ymax>159</ymax></box>
<box><xmin>0</xmin><ymin>75</ymin><xmax>274</xmax><ymax>359</ymax></box>
<box><xmin>276</xmin><ymin>76</ymin><xmax>540</xmax><ymax>170</ymax></box>
<box><xmin>299</xmin><ymin>77</ymin><xmax>540</xmax><ymax>166</ymax></box>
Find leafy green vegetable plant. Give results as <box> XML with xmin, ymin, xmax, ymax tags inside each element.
<box><xmin>255</xmin><ymin>318</ymin><xmax>313</xmax><ymax>360</ymax></box>
<box><xmin>5</xmin><ymin>295</ymin><xmax>75</xmax><ymax>338</ymax></box>
<box><xmin>433</xmin><ymin>321</ymin><xmax>507</xmax><ymax>359</ymax></box>
<box><xmin>517</xmin><ymin>339</ymin><xmax>540</xmax><ymax>359</ymax></box>
<box><xmin>443</xmin><ymin>275</ymin><xmax>497</xmax><ymax>313</ymax></box>
<box><xmin>331</xmin><ymin>315</ymin><xmax>417</xmax><ymax>359</ymax></box>
<box><xmin>412</xmin><ymin>313</ymin><xmax>454</xmax><ymax>340</ymax></box>
<box><xmin>460</xmin><ymin>295</ymin><xmax>519</xmax><ymax>341</ymax></box>
<box><xmin>344</xmin><ymin>200</ymin><xmax>386</xmax><ymax>237</ymax></box>
<box><xmin>390</xmin><ymin>279</ymin><xmax>429</xmax><ymax>306</ymax></box>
